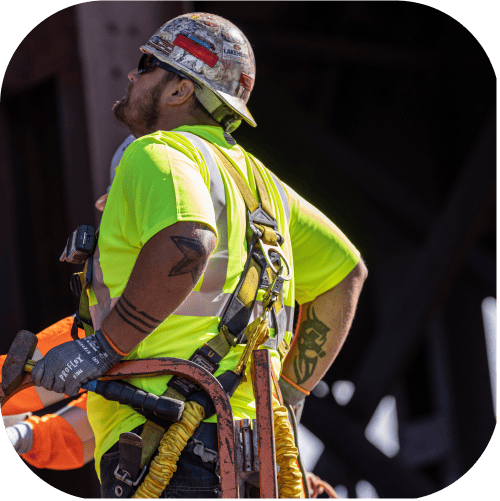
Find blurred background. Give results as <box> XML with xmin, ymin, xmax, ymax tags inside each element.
<box><xmin>0</xmin><ymin>1</ymin><xmax>496</xmax><ymax>498</ymax></box>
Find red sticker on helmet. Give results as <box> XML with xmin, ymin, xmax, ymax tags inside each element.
<box><xmin>239</xmin><ymin>73</ymin><xmax>254</xmax><ymax>91</ymax></box>
<box><xmin>174</xmin><ymin>34</ymin><xmax>218</xmax><ymax>67</ymax></box>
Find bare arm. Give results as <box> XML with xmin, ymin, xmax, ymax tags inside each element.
<box><xmin>281</xmin><ymin>259</ymin><xmax>368</xmax><ymax>392</ymax></box>
<box><xmin>102</xmin><ymin>221</ymin><xmax>217</xmax><ymax>354</ymax></box>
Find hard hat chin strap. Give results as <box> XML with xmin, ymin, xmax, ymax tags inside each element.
<box><xmin>195</xmin><ymin>86</ymin><xmax>242</xmax><ymax>133</ymax></box>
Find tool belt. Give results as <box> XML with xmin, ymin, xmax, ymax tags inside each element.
<box><xmin>61</xmin><ymin>138</ymin><xmax>293</xmax><ymax>496</ymax></box>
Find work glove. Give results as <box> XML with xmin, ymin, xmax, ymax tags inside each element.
<box><xmin>6</xmin><ymin>422</ymin><xmax>33</xmax><ymax>455</ymax></box>
<box><xmin>31</xmin><ymin>329</ymin><xmax>123</xmax><ymax>397</ymax></box>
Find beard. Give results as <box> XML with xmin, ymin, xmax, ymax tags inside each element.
<box><xmin>112</xmin><ymin>80</ymin><xmax>165</xmax><ymax>137</ymax></box>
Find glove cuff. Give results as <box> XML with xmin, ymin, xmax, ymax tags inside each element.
<box><xmin>94</xmin><ymin>329</ymin><xmax>125</xmax><ymax>365</ymax></box>
<box><xmin>279</xmin><ymin>376</ymin><xmax>309</xmax><ymax>407</ymax></box>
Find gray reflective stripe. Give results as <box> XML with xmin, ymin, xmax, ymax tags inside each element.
<box><xmin>56</xmin><ymin>404</ymin><xmax>96</xmax><ymax>465</ymax></box>
<box><xmin>249</xmin><ymin>303</ymin><xmax>295</xmax><ymax>333</ymax></box>
<box><xmin>174</xmin><ymin>131</ymin><xmax>229</xmax><ymax>295</ymax></box>
<box><xmin>269</xmin><ymin>171</ymin><xmax>290</xmax><ymax>226</ymax></box>
<box><xmin>171</xmin><ymin>132</ymin><xmax>294</xmax><ymax>334</ymax></box>
<box><xmin>175</xmin><ymin>132</ymin><xmax>226</xmax><ymax>221</ymax></box>
<box><xmin>173</xmin><ymin>291</ymin><xmax>294</xmax><ymax>333</ymax></box>
<box><xmin>173</xmin><ymin>291</ymin><xmax>231</xmax><ymax>317</ymax></box>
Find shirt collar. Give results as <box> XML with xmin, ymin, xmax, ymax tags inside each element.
<box><xmin>173</xmin><ymin>125</ymin><xmax>237</xmax><ymax>149</ymax></box>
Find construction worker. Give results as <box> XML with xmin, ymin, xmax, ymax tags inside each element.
<box><xmin>4</xmin><ymin>12</ymin><xmax>367</xmax><ymax>498</ymax></box>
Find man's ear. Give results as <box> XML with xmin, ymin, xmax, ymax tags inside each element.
<box><xmin>164</xmin><ymin>79</ymin><xmax>195</xmax><ymax>106</ymax></box>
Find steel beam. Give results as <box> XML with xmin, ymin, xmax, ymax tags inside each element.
<box><xmin>346</xmin><ymin>112</ymin><xmax>495</xmax><ymax>419</ymax></box>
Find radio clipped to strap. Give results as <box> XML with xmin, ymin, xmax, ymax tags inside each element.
<box><xmin>207</xmin><ymin>144</ymin><xmax>292</xmax><ymax>356</ymax></box>
<box><xmin>60</xmin><ymin>225</ymin><xmax>98</xmax><ymax>340</ymax></box>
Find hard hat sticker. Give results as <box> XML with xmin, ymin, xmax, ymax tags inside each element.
<box><xmin>147</xmin><ymin>36</ymin><xmax>174</xmax><ymax>56</ymax></box>
<box><xmin>222</xmin><ymin>41</ymin><xmax>249</xmax><ymax>62</ymax></box>
<box><xmin>186</xmin><ymin>34</ymin><xmax>216</xmax><ymax>52</ymax></box>
<box><xmin>239</xmin><ymin>73</ymin><xmax>254</xmax><ymax>91</ymax></box>
<box><xmin>174</xmin><ymin>34</ymin><xmax>218</xmax><ymax>67</ymax></box>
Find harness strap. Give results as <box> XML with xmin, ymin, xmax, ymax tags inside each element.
<box><xmin>208</xmin><ymin>143</ymin><xmax>278</xmax><ymax>239</ymax></box>
<box><xmin>138</xmin><ymin>140</ymin><xmax>290</xmax><ymax>471</ymax></box>
<box><xmin>207</xmin><ymin>145</ymin><xmax>287</xmax><ymax>348</ymax></box>
<box><xmin>73</xmin><ymin>264</ymin><xmax>94</xmax><ymax>339</ymax></box>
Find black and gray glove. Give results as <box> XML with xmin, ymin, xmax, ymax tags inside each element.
<box><xmin>31</xmin><ymin>329</ymin><xmax>123</xmax><ymax>396</ymax></box>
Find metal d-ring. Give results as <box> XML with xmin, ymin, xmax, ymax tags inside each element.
<box><xmin>258</xmin><ymin>239</ymin><xmax>292</xmax><ymax>281</ymax></box>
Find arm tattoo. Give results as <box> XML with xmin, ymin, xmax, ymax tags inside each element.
<box><xmin>169</xmin><ymin>235</ymin><xmax>208</xmax><ymax>285</ymax></box>
<box><xmin>114</xmin><ymin>293</ymin><xmax>162</xmax><ymax>335</ymax></box>
<box><xmin>293</xmin><ymin>305</ymin><xmax>330</xmax><ymax>385</ymax></box>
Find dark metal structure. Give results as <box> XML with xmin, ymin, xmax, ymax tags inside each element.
<box><xmin>0</xmin><ymin>2</ymin><xmax>495</xmax><ymax>498</ymax></box>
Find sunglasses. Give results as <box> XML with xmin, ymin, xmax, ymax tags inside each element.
<box><xmin>138</xmin><ymin>54</ymin><xmax>199</xmax><ymax>87</ymax></box>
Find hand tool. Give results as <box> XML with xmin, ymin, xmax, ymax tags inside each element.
<box><xmin>1</xmin><ymin>330</ymin><xmax>184</xmax><ymax>423</ymax></box>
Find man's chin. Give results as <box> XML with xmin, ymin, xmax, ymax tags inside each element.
<box><xmin>112</xmin><ymin>101</ymin><xmax>130</xmax><ymax>127</ymax></box>
<box><xmin>112</xmin><ymin>99</ymin><xmax>125</xmax><ymax>117</ymax></box>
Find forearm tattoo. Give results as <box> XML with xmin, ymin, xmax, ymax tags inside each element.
<box><xmin>115</xmin><ymin>293</ymin><xmax>162</xmax><ymax>335</ymax></box>
<box><xmin>169</xmin><ymin>235</ymin><xmax>208</xmax><ymax>285</ymax></box>
<box><xmin>293</xmin><ymin>304</ymin><xmax>330</xmax><ymax>385</ymax></box>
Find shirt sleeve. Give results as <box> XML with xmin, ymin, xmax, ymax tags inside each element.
<box><xmin>285</xmin><ymin>183</ymin><xmax>361</xmax><ymax>304</ymax></box>
<box><xmin>116</xmin><ymin>135</ymin><xmax>217</xmax><ymax>247</ymax></box>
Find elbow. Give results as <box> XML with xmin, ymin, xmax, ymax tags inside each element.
<box><xmin>352</xmin><ymin>258</ymin><xmax>368</xmax><ymax>283</ymax></box>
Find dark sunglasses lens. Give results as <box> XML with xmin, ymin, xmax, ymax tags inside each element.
<box><xmin>138</xmin><ymin>54</ymin><xmax>154</xmax><ymax>74</ymax></box>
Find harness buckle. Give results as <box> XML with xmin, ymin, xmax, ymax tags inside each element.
<box><xmin>248</xmin><ymin>205</ymin><xmax>284</xmax><ymax>245</ymax></box>
<box><xmin>113</xmin><ymin>464</ymin><xmax>147</xmax><ymax>487</ymax></box>
<box><xmin>262</xmin><ymin>271</ymin><xmax>285</xmax><ymax>313</ymax></box>
<box><xmin>258</xmin><ymin>239</ymin><xmax>292</xmax><ymax>281</ymax></box>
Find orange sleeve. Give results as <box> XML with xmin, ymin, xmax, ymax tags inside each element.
<box><xmin>1</xmin><ymin>317</ymin><xmax>86</xmax><ymax>416</ymax></box>
<box><xmin>21</xmin><ymin>393</ymin><xmax>92</xmax><ymax>470</ymax></box>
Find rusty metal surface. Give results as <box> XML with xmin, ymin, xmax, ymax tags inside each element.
<box><xmin>1</xmin><ymin>330</ymin><xmax>37</xmax><ymax>396</ymax></box>
<box><xmin>240</xmin><ymin>418</ymin><xmax>253</xmax><ymax>472</ymax></box>
<box><xmin>234</xmin><ymin>420</ymin><xmax>243</xmax><ymax>473</ymax></box>
<box><xmin>252</xmin><ymin>419</ymin><xmax>259</xmax><ymax>473</ymax></box>
<box><xmin>251</xmin><ymin>349</ymin><xmax>278</xmax><ymax>498</ymax></box>
<box><xmin>0</xmin><ymin>358</ymin><xmax>238</xmax><ymax>499</ymax></box>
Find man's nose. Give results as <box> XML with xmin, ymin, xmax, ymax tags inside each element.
<box><xmin>128</xmin><ymin>68</ymin><xmax>139</xmax><ymax>82</ymax></box>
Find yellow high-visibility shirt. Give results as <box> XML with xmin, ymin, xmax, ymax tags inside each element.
<box><xmin>86</xmin><ymin>125</ymin><xmax>360</xmax><ymax>479</ymax></box>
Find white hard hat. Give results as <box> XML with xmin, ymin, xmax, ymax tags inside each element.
<box><xmin>107</xmin><ymin>134</ymin><xmax>136</xmax><ymax>192</ymax></box>
<box><xmin>140</xmin><ymin>12</ymin><xmax>256</xmax><ymax>132</ymax></box>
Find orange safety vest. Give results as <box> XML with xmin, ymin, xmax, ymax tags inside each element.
<box><xmin>1</xmin><ymin>317</ymin><xmax>93</xmax><ymax>470</ymax></box>
<box><xmin>22</xmin><ymin>392</ymin><xmax>93</xmax><ymax>470</ymax></box>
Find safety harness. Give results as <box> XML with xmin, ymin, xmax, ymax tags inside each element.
<box><xmin>67</xmin><ymin>136</ymin><xmax>301</xmax><ymax>497</ymax></box>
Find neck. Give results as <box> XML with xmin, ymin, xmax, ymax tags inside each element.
<box><xmin>155</xmin><ymin>106</ymin><xmax>220</xmax><ymax>132</ymax></box>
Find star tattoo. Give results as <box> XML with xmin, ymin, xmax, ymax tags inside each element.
<box><xmin>169</xmin><ymin>236</ymin><xmax>206</xmax><ymax>285</ymax></box>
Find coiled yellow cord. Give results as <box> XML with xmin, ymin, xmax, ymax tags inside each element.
<box><xmin>133</xmin><ymin>312</ymin><xmax>302</xmax><ymax>498</ymax></box>
<box><xmin>273</xmin><ymin>395</ymin><xmax>305</xmax><ymax>498</ymax></box>
<box><xmin>132</xmin><ymin>401</ymin><xmax>205</xmax><ymax>498</ymax></box>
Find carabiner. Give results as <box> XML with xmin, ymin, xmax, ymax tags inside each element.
<box><xmin>258</xmin><ymin>239</ymin><xmax>292</xmax><ymax>281</ymax></box>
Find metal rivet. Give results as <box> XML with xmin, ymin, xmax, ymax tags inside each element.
<box><xmin>115</xmin><ymin>485</ymin><xmax>123</xmax><ymax>497</ymax></box>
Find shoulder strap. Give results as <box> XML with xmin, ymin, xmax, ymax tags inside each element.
<box><xmin>139</xmin><ymin>136</ymin><xmax>292</xmax><ymax>468</ymax></box>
